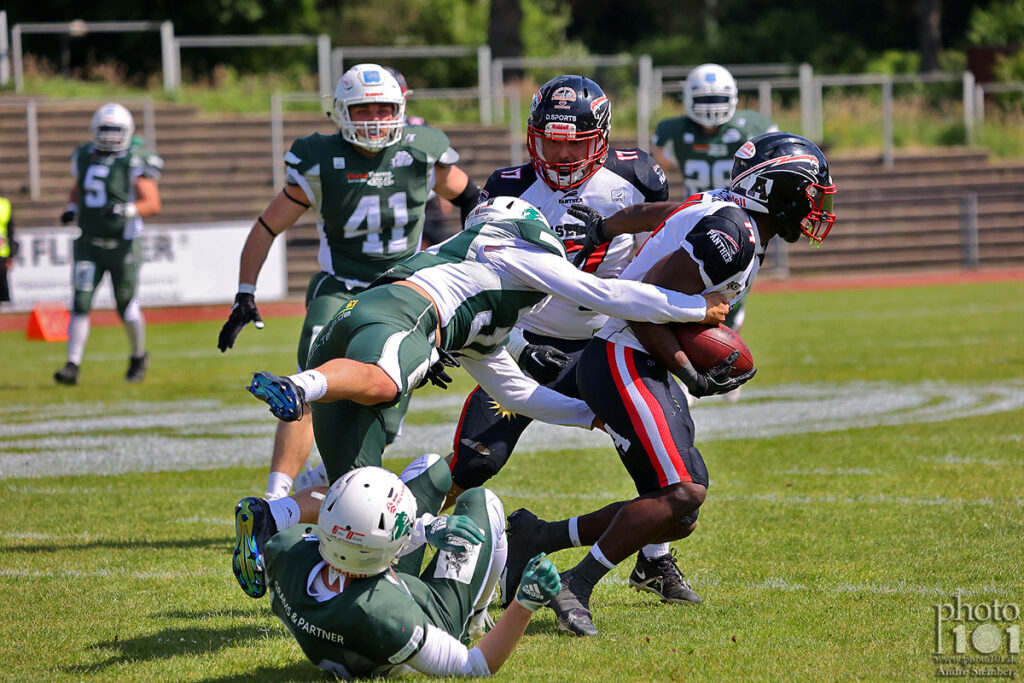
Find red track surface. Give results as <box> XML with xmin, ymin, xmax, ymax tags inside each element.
<box><xmin>2</xmin><ymin>267</ymin><xmax>1022</xmax><ymax>334</ymax></box>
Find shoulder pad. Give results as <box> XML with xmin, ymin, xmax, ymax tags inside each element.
<box><xmin>652</xmin><ymin>116</ymin><xmax>685</xmax><ymax>145</ymax></box>
<box><xmin>399</xmin><ymin>124</ymin><xmax>451</xmax><ymax>160</ymax></box>
<box><xmin>285</xmin><ymin>133</ymin><xmax>326</xmax><ymax>174</ymax></box>
<box><xmin>603</xmin><ymin>149</ymin><xmax>669</xmax><ymax>202</ymax></box>
<box><xmin>481</xmin><ymin>164</ymin><xmax>536</xmax><ymax>201</ymax></box>
<box><xmin>684</xmin><ymin>205</ymin><xmax>757</xmax><ymax>285</ymax></box>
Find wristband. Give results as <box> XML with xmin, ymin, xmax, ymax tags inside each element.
<box><xmin>504</xmin><ymin>327</ymin><xmax>528</xmax><ymax>361</ymax></box>
<box><xmin>65</xmin><ymin>203</ymin><xmax>78</xmax><ymax>214</ymax></box>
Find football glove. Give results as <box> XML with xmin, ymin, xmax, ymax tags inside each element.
<box><xmin>673</xmin><ymin>350</ymin><xmax>757</xmax><ymax>398</ymax></box>
<box><xmin>218</xmin><ymin>292</ymin><xmax>264</xmax><ymax>352</ymax></box>
<box><xmin>519</xmin><ymin>343</ymin><xmax>572</xmax><ymax>385</ymax></box>
<box><xmin>60</xmin><ymin>209</ymin><xmax>77</xmax><ymax>225</ymax></box>
<box><xmin>425</xmin><ymin>515</ymin><xmax>486</xmax><ymax>553</ymax></box>
<box><xmin>417</xmin><ymin>348</ymin><xmax>461</xmax><ymax>390</ymax></box>
<box><xmin>515</xmin><ymin>553</ymin><xmax>562</xmax><ymax>612</ymax></box>
<box><xmin>567</xmin><ymin>204</ymin><xmax>609</xmax><ymax>267</ymax></box>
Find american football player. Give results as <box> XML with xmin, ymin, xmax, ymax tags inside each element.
<box><xmin>233</xmin><ymin>196</ymin><xmax>733</xmax><ymax>598</ymax></box>
<box><xmin>233</xmin><ymin>456</ymin><xmax>563</xmax><ymax>677</ymax></box>
<box><xmin>54</xmin><ymin>103</ymin><xmax>163</xmax><ymax>386</ymax></box>
<box><xmin>653</xmin><ymin>63</ymin><xmax>779</xmax><ymax>389</ymax></box>
<box><xmin>504</xmin><ymin>132</ymin><xmax>836</xmax><ymax>636</ymax></box>
<box><xmin>216</xmin><ymin>64</ymin><xmax>481</xmax><ymax>503</ymax></box>
<box><xmin>445</xmin><ymin>74</ymin><xmax>703</xmax><ymax>606</ymax></box>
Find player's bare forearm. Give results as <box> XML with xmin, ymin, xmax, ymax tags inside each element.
<box><xmin>475</xmin><ymin>601</ymin><xmax>533</xmax><ymax>674</ymax></box>
<box><xmin>239</xmin><ymin>188</ymin><xmax>308</xmax><ymax>285</ymax></box>
<box><xmin>605</xmin><ymin>202</ymin><xmax>684</xmax><ymax>237</ymax></box>
<box><xmin>632</xmin><ymin>322</ymin><xmax>688</xmax><ymax>372</ymax></box>
<box><xmin>134</xmin><ymin>177</ymin><xmax>161</xmax><ymax>217</ymax></box>
<box><xmin>433</xmin><ymin>164</ymin><xmax>469</xmax><ymax>200</ymax></box>
<box><xmin>68</xmin><ymin>185</ymin><xmax>79</xmax><ymax>204</ymax></box>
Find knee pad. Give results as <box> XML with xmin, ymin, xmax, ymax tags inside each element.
<box><xmin>451</xmin><ymin>444</ymin><xmax>509</xmax><ymax>490</ymax></box>
<box><xmin>120</xmin><ymin>297</ymin><xmax>141</xmax><ymax>322</ymax></box>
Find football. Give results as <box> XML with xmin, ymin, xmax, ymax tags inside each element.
<box><xmin>673</xmin><ymin>323</ymin><xmax>754</xmax><ymax>376</ymax></box>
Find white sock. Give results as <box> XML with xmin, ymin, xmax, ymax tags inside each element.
<box><xmin>67</xmin><ymin>313</ymin><xmax>90</xmax><ymax>365</ymax></box>
<box><xmin>289</xmin><ymin>370</ymin><xmax>328</xmax><ymax>401</ymax></box>
<box><xmin>268</xmin><ymin>497</ymin><xmax>301</xmax><ymax>531</ymax></box>
<box><xmin>265</xmin><ymin>472</ymin><xmax>294</xmax><ymax>501</ymax></box>
<box><xmin>121</xmin><ymin>300</ymin><xmax>145</xmax><ymax>356</ymax></box>
<box><xmin>642</xmin><ymin>542</ymin><xmax>670</xmax><ymax>559</ymax></box>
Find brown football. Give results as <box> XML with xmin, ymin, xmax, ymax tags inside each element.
<box><xmin>673</xmin><ymin>323</ymin><xmax>754</xmax><ymax>376</ymax></box>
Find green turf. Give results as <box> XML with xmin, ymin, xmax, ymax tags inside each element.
<box><xmin>1</xmin><ymin>280</ymin><xmax>1022</xmax><ymax>681</ymax></box>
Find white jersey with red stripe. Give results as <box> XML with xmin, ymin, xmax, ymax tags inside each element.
<box><xmin>478</xmin><ymin>148</ymin><xmax>668</xmax><ymax>340</ymax></box>
<box><xmin>596</xmin><ymin>189</ymin><xmax>762</xmax><ymax>351</ymax></box>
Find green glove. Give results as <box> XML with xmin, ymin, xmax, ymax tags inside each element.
<box><xmin>425</xmin><ymin>515</ymin><xmax>485</xmax><ymax>553</ymax></box>
<box><xmin>515</xmin><ymin>553</ymin><xmax>561</xmax><ymax>611</ymax></box>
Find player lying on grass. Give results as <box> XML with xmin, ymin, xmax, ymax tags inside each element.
<box><xmin>235</xmin><ymin>458</ymin><xmax>561</xmax><ymax>677</ymax></box>
<box><xmin>501</xmin><ymin>132</ymin><xmax>837</xmax><ymax>636</ymax></box>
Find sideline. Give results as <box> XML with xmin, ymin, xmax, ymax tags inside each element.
<box><xmin>2</xmin><ymin>267</ymin><xmax>1022</xmax><ymax>333</ymax></box>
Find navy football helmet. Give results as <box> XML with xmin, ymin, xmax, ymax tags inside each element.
<box><xmin>728</xmin><ymin>132</ymin><xmax>836</xmax><ymax>245</ymax></box>
<box><xmin>527</xmin><ymin>75</ymin><xmax>611</xmax><ymax>190</ymax></box>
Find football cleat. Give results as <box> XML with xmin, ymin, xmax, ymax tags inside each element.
<box><xmin>54</xmin><ymin>362</ymin><xmax>80</xmax><ymax>385</ymax></box>
<box><xmin>499</xmin><ymin>508</ymin><xmax>547</xmax><ymax>609</ymax></box>
<box><xmin>629</xmin><ymin>548</ymin><xmax>702</xmax><ymax>604</ymax></box>
<box><xmin>232</xmin><ymin>496</ymin><xmax>278</xmax><ymax>598</ymax></box>
<box><xmin>125</xmin><ymin>353</ymin><xmax>149</xmax><ymax>383</ymax></box>
<box><xmin>248</xmin><ymin>371</ymin><xmax>306</xmax><ymax>421</ymax></box>
<box><xmin>547</xmin><ymin>573</ymin><xmax>600</xmax><ymax>637</ymax></box>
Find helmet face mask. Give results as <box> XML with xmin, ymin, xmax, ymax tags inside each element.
<box><xmin>329</xmin><ymin>63</ymin><xmax>406</xmax><ymax>152</ymax></box>
<box><xmin>683</xmin><ymin>63</ymin><xmax>738</xmax><ymax>129</ymax></box>
<box><xmin>527</xmin><ymin>75</ymin><xmax>610</xmax><ymax>190</ymax></box>
<box><xmin>316</xmin><ymin>467</ymin><xmax>417</xmax><ymax>577</ymax></box>
<box><xmin>90</xmin><ymin>103</ymin><xmax>135</xmax><ymax>153</ymax></box>
<box><xmin>728</xmin><ymin>132</ymin><xmax>837</xmax><ymax>245</ymax></box>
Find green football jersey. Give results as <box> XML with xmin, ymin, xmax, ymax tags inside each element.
<box><xmin>375</xmin><ymin>216</ymin><xmax>566</xmax><ymax>357</ymax></box>
<box><xmin>652</xmin><ymin>110</ymin><xmax>777</xmax><ymax>197</ymax></box>
<box><xmin>285</xmin><ymin>125</ymin><xmax>452</xmax><ymax>285</ymax></box>
<box><xmin>71</xmin><ymin>143</ymin><xmax>163</xmax><ymax>240</ymax></box>
<box><xmin>265</xmin><ymin>526</ymin><xmax>450</xmax><ymax>679</ymax></box>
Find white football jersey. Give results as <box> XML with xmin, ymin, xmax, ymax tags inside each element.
<box><xmin>597</xmin><ymin>189</ymin><xmax>763</xmax><ymax>351</ymax></box>
<box><xmin>479</xmin><ymin>148</ymin><xmax>669</xmax><ymax>339</ymax></box>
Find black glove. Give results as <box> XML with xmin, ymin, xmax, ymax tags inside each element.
<box><xmin>418</xmin><ymin>348</ymin><xmax>461</xmax><ymax>390</ymax></box>
<box><xmin>673</xmin><ymin>350</ymin><xmax>757</xmax><ymax>398</ymax></box>
<box><xmin>60</xmin><ymin>210</ymin><xmax>76</xmax><ymax>225</ymax></box>
<box><xmin>218</xmin><ymin>292</ymin><xmax>264</xmax><ymax>352</ymax></box>
<box><xmin>519</xmin><ymin>343</ymin><xmax>572</xmax><ymax>385</ymax></box>
<box><xmin>567</xmin><ymin>204</ymin><xmax>609</xmax><ymax>267</ymax></box>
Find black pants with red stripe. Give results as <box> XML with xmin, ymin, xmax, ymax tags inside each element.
<box><xmin>449</xmin><ymin>331</ymin><xmax>590</xmax><ymax>490</ymax></box>
<box><xmin>576</xmin><ymin>337</ymin><xmax>709</xmax><ymax>498</ymax></box>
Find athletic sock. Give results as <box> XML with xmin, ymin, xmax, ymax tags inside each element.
<box><xmin>566</xmin><ymin>548</ymin><xmax>614</xmax><ymax>606</ymax></box>
<box><xmin>642</xmin><ymin>542</ymin><xmax>670</xmax><ymax>559</ymax></box>
<box><xmin>265</xmin><ymin>472</ymin><xmax>294</xmax><ymax>501</ymax></box>
<box><xmin>538</xmin><ymin>519</ymin><xmax>574</xmax><ymax>553</ymax></box>
<box><xmin>67</xmin><ymin>313</ymin><xmax>90</xmax><ymax>365</ymax></box>
<box><xmin>268</xmin><ymin>497</ymin><xmax>300</xmax><ymax>531</ymax></box>
<box><xmin>289</xmin><ymin>370</ymin><xmax>328</xmax><ymax>401</ymax></box>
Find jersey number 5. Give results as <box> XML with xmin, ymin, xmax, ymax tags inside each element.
<box><xmin>83</xmin><ymin>165</ymin><xmax>111</xmax><ymax>209</ymax></box>
<box><xmin>345</xmin><ymin>193</ymin><xmax>410</xmax><ymax>255</ymax></box>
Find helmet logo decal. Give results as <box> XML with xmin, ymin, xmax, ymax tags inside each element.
<box><xmin>551</xmin><ymin>86</ymin><xmax>577</xmax><ymax>109</ymax></box>
<box><xmin>390</xmin><ymin>511</ymin><xmax>411</xmax><ymax>540</ymax></box>
<box><xmin>736</xmin><ymin>141</ymin><xmax>757</xmax><ymax>159</ymax></box>
<box><xmin>590</xmin><ymin>96</ymin><xmax>609</xmax><ymax>113</ymax></box>
<box><xmin>544</xmin><ymin>121</ymin><xmax>577</xmax><ymax>139</ymax></box>
<box><xmin>361</xmin><ymin>70</ymin><xmax>382</xmax><ymax>84</ymax></box>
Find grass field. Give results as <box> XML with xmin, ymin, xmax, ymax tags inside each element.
<box><xmin>2</xmin><ymin>280</ymin><xmax>1023</xmax><ymax>681</ymax></box>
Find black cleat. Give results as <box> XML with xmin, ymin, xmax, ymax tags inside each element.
<box><xmin>125</xmin><ymin>353</ymin><xmax>149</xmax><ymax>383</ymax></box>
<box><xmin>547</xmin><ymin>573</ymin><xmax>600</xmax><ymax>637</ymax></box>
<box><xmin>629</xmin><ymin>548</ymin><xmax>701</xmax><ymax>604</ymax></box>
<box><xmin>232</xmin><ymin>497</ymin><xmax>278</xmax><ymax>598</ymax></box>
<box><xmin>54</xmin><ymin>362</ymin><xmax>80</xmax><ymax>385</ymax></box>
<box><xmin>499</xmin><ymin>508</ymin><xmax>547</xmax><ymax>609</ymax></box>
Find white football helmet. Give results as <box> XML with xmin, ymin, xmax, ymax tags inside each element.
<box><xmin>90</xmin><ymin>103</ymin><xmax>135</xmax><ymax>152</ymax></box>
<box><xmin>464</xmin><ymin>196</ymin><xmax>551</xmax><ymax>232</ymax></box>
<box><xmin>328</xmin><ymin>63</ymin><xmax>406</xmax><ymax>151</ymax></box>
<box><xmin>683</xmin><ymin>63</ymin><xmax>738</xmax><ymax>129</ymax></box>
<box><xmin>317</xmin><ymin>467</ymin><xmax>417</xmax><ymax>577</ymax></box>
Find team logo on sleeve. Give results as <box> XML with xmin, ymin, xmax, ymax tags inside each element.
<box><xmin>615</xmin><ymin>150</ymin><xmax>639</xmax><ymax>161</ymax></box>
<box><xmin>390</xmin><ymin>151</ymin><xmax>413</xmax><ymax>167</ymax></box>
<box><xmin>708</xmin><ymin>229</ymin><xmax>740</xmax><ymax>262</ymax></box>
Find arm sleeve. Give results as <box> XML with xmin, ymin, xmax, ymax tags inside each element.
<box><xmin>459</xmin><ymin>348</ymin><xmax>595</xmax><ymax>429</ymax></box>
<box><xmin>484</xmin><ymin>244</ymin><xmax>709</xmax><ymax>323</ymax></box>
<box><xmin>404</xmin><ymin>624</ymin><xmax>491</xmax><ymax>677</ymax></box>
